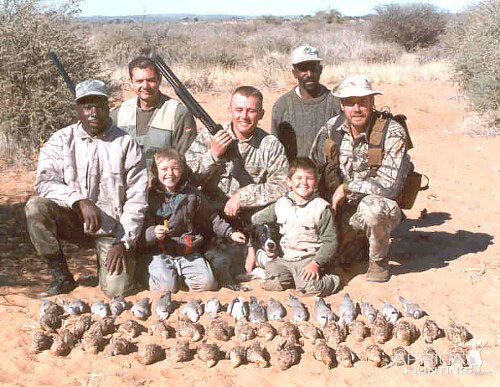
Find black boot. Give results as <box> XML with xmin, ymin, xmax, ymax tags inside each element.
<box><xmin>45</xmin><ymin>255</ymin><xmax>77</xmax><ymax>296</ymax></box>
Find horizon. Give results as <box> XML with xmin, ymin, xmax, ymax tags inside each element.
<box><xmin>76</xmin><ymin>0</ymin><xmax>481</xmax><ymax>18</ymax></box>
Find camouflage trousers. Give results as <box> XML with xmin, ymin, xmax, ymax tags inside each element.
<box><xmin>338</xmin><ymin>194</ymin><xmax>402</xmax><ymax>263</ymax></box>
<box><xmin>264</xmin><ymin>258</ymin><xmax>340</xmax><ymax>297</ymax></box>
<box><xmin>25</xmin><ymin>196</ymin><xmax>136</xmax><ymax>297</ymax></box>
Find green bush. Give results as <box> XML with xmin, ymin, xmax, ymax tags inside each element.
<box><xmin>0</xmin><ymin>0</ymin><xmax>109</xmax><ymax>167</ymax></box>
<box><xmin>370</xmin><ymin>3</ymin><xmax>448</xmax><ymax>51</ymax></box>
<box><xmin>445</xmin><ymin>0</ymin><xmax>500</xmax><ymax>126</ymax></box>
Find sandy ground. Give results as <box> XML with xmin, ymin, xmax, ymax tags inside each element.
<box><xmin>0</xmin><ymin>80</ymin><xmax>498</xmax><ymax>386</ymax></box>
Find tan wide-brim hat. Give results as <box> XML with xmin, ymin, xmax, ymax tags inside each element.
<box><xmin>332</xmin><ymin>75</ymin><xmax>382</xmax><ymax>98</ymax></box>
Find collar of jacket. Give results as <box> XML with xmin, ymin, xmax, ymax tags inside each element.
<box><xmin>225</xmin><ymin>122</ymin><xmax>266</xmax><ymax>148</ymax></box>
<box><xmin>135</xmin><ymin>92</ymin><xmax>169</xmax><ymax>110</ymax></box>
<box><xmin>75</xmin><ymin>120</ymin><xmax>114</xmax><ymax>139</ymax></box>
<box><xmin>285</xmin><ymin>191</ymin><xmax>320</xmax><ymax>207</ymax></box>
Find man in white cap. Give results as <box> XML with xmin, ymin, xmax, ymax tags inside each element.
<box><xmin>310</xmin><ymin>75</ymin><xmax>411</xmax><ymax>282</ymax></box>
<box><xmin>25</xmin><ymin>79</ymin><xmax>148</xmax><ymax>296</ymax></box>
<box><xmin>271</xmin><ymin>45</ymin><xmax>340</xmax><ymax>162</ymax></box>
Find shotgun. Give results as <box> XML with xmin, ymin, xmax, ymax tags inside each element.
<box><xmin>154</xmin><ymin>55</ymin><xmax>253</xmax><ymax>188</ymax></box>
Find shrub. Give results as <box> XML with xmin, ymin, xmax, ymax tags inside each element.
<box><xmin>0</xmin><ymin>0</ymin><xmax>110</xmax><ymax>167</ymax></box>
<box><xmin>370</xmin><ymin>3</ymin><xmax>448</xmax><ymax>51</ymax></box>
<box><xmin>445</xmin><ymin>0</ymin><xmax>500</xmax><ymax>127</ymax></box>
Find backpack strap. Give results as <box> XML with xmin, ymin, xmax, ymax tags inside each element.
<box><xmin>323</xmin><ymin>113</ymin><xmax>345</xmax><ymax>161</ymax></box>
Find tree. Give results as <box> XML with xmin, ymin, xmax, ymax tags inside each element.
<box><xmin>370</xmin><ymin>3</ymin><xmax>448</xmax><ymax>51</ymax></box>
<box><xmin>0</xmin><ymin>0</ymin><xmax>110</xmax><ymax>166</ymax></box>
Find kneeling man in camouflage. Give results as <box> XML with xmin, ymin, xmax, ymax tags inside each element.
<box><xmin>310</xmin><ymin>75</ymin><xmax>412</xmax><ymax>282</ymax></box>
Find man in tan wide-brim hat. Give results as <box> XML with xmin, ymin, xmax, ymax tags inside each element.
<box><xmin>310</xmin><ymin>75</ymin><xmax>412</xmax><ymax>282</ymax></box>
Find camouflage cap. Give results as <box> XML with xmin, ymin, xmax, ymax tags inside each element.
<box><xmin>75</xmin><ymin>79</ymin><xmax>109</xmax><ymax>102</ymax></box>
<box><xmin>332</xmin><ymin>75</ymin><xmax>382</xmax><ymax>98</ymax></box>
<box><xmin>292</xmin><ymin>45</ymin><xmax>322</xmax><ymax>64</ymax></box>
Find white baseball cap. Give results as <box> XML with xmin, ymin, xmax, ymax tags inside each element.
<box><xmin>292</xmin><ymin>45</ymin><xmax>322</xmax><ymax>64</ymax></box>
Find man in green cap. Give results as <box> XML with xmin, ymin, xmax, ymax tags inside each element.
<box><xmin>25</xmin><ymin>79</ymin><xmax>148</xmax><ymax>296</ymax></box>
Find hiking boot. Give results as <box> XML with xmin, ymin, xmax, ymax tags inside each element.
<box><xmin>46</xmin><ymin>275</ymin><xmax>77</xmax><ymax>296</ymax></box>
<box><xmin>44</xmin><ymin>255</ymin><xmax>77</xmax><ymax>296</ymax></box>
<box><xmin>366</xmin><ymin>259</ymin><xmax>390</xmax><ymax>282</ymax></box>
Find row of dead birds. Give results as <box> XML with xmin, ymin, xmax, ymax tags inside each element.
<box><xmin>32</xmin><ymin>293</ymin><xmax>472</xmax><ymax>370</ymax></box>
<box><xmin>39</xmin><ymin>293</ymin><xmax>426</xmax><ymax>325</ymax></box>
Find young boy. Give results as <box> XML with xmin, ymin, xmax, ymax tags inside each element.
<box><xmin>140</xmin><ymin>148</ymin><xmax>246</xmax><ymax>293</ymax></box>
<box><xmin>251</xmin><ymin>157</ymin><xmax>340</xmax><ymax>296</ymax></box>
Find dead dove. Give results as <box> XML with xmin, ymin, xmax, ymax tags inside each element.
<box><xmin>118</xmin><ymin>319</ymin><xmax>145</xmax><ymax>338</ymax></box>
<box><xmin>178</xmin><ymin>320</ymin><xmax>204</xmax><ymax>342</ymax></box>
<box><xmin>398</xmin><ymin>296</ymin><xmax>425</xmax><ymax>319</ymax></box>
<box><xmin>289</xmin><ymin>294</ymin><xmax>309</xmax><ymax>322</ymax></box>
<box><xmin>91</xmin><ymin>300</ymin><xmax>110</xmax><ymax>318</ymax></box>
<box><xmin>266</xmin><ymin>298</ymin><xmax>286</xmax><ymax>321</ymax></box>
<box><xmin>446</xmin><ymin>319</ymin><xmax>469</xmax><ymax>346</ymax></box>
<box><xmin>338</xmin><ymin>293</ymin><xmax>356</xmax><ymax>325</ymax></box>
<box><xmin>349</xmin><ymin>320</ymin><xmax>369</xmax><ymax>342</ymax></box>
<box><xmin>107</xmin><ymin>336</ymin><xmax>135</xmax><ymax>356</ymax></box>
<box><xmin>205</xmin><ymin>298</ymin><xmax>222</xmax><ymax>319</ymax></box>
<box><xmin>72</xmin><ymin>315</ymin><xmax>93</xmax><ymax>339</ymax></box>
<box><xmin>166</xmin><ymin>339</ymin><xmax>192</xmax><ymax>363</ymax></box>
<box><xmin>393</xmin><ymin>319</ymin><xmax>419</xmax><ymax>346</ymax></box>
<box><xmin>155</xmin><ymin>292</ymin><xmax>175</xmax><ymax>321</ymax></box>
<box><xmin>29</xmin><ymin>331</ymin><xmax>53</xmax><ymax>354</ymax></box>
<box><xmin>361</xmin><ymin>344</ymin><xmax>391</xmax><ymax>367</ymax></box>
<box><xmin>207</xmin><ymin>319</ymin><xmax>233</xmax><ymax>341</ymax></box>
<box><xmin>360</xmin><ymin>301</ymin><xmax>378</xmax><ymax>324</ymax></box>
<box><xmin>51</xmin><ymin>329</ymin><xmax>75</xmax><ymax>357</ymax></box>
<box><xmin>138</xmin><ymin>344</ymin><xmax>165</xmax><ymax>365</ymax></box>
<box><xmin>235</xmin><ymin>319</ymin><xmax>256</xmax><ymax>342</ymax></box>
<box><xmin>85</xmin><ymin>317</ymin><xmax>115</xmax><ymax>337</ymax></box>
<box><xmin>313</xmin><ymin>339</ymin><xmax>336</xmax><ymax>369</ymax></box>
<box><xmin>255</xmin><ymin>321</ymin><xmax>276</xmax><ymax>342</ymax></box>
<box><xmin>227</xmin><ymin>346</ymin><xmax>246</xmax><ymax>368</ymax></box>
<box><xmin>63</xmin><ymin>299</ymin><xmax>88</xmax><ymax>315</ymax></box>
<box><xmin>227</xmin><ymin>297</ymin><xmax>249</xmax><ymax>321</ymax></box>
<box><xmin>336</xmin><ymin>344</ymin><xmax>355</xmax><ymax>368</ymax></box>
<box><xmin>40</xmin><ymin>311</ymin><xmax>61</xmax><ymax>332</ymax></box>
<box><xmin>197</xmin><ymin>341</ymin><xmax>223</xmax><ymax>368</ymax></box>
<box><xmin>421</xmin><ymin>347</ymin><xmax>440</xmax><ymax>370</ymax></box>
<box><xmin>180</xmin><ymin>299</ymin><xmax>203</xmax><ymax>323</ymax></box>
<box><xmin>314</xmin><ymin>297</ymin><xmax>336</xmax><ymax>327</ymax></box>
<box><xmin>391</xmin><ymin>346</ymin><xmax>411</xmax><ymax>366</ymax></box>
<box><xmin>371</xmin><ymin>315</ymin><xmax>392</xmax><ymax>344</ymax></box>
<box><xmin>275</xmin><ymin>342</ymin><xmax>301</xmax><ymax>370</ymax></box>
<box><xmin>297</xmin><ymin>321</ymin><xmax>322</xmax><ymax>342</ymax></box>
<box><xmin>323</xmin><ymin>321</ymin><xmax>347</xmax><ymax>347</ymax></box>
<box><xmin>82</xmin><ymin>335</ymin><xmax>105</xmax><ymax>354</ymax></box>
<box><xmin>131</xmin><ymin>298</ymin><xmax>151</xmax><ymax>320</ymax></box>
<box><xmin>246</xmin><ymin>342</ymin><xmax>269</xmax><ymax>368</ymax></box>
<box><xmin>422</xmin><ymin>319</ymin><xmax>443</xmax><ymax>344</ymax></box>
<box><xmin>110</xmin><ymin>296</ymin><xmax>129</xmax><ymax>317</ymax></box>
<box><xmin>381</xmin><ymin>300</ymin><xmax>399</xmax><ymax>324</ymax></box>
<box><xmin>149</xmin><ymin>320</ymin><xmax>174</xmax><ymax>339</ymax></box>
<box><xmin>40</xmin><ymin>299</ymin><xmax>62</xmax><ymax>318</ymax></box>
<box><xmin>249</xmin><ymin>296</ymin><xmax>267</xmax><ymax>323</ymax></box>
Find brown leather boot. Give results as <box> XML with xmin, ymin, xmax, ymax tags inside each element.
<box><xmin>366</xmin><ymin>259</ymin><xmax>390</xmax><ymax>282</ymax></box>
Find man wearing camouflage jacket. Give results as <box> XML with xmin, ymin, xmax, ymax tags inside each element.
<box><xmin>185</xmin><ymin>86</ymin><xmax>289</xmax><ymax>286</ymax></box>
<box><xmin>310</xmin><ymin>75</ymin><xmax>411</xmax><ymax>282</ymax></box>
<box><xmin>25</xmin><ymin>80</ymin><xmax>148</xmax><ymax>297</ymax></box>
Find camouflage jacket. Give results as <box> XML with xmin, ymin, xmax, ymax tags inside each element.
<box><xmin>34</xmin><ymin>122</ymin><xmax>148</xmax><ymax>249</ymax></box>
<box><xmin>310</xmin><ymin>114</ymin><xmax>411</xmax><ymax>201</ymax></box>
<box><xmin>185</xmin><ymin>123</ymin><xmax>289</xmax><ymax>212</ymax></box>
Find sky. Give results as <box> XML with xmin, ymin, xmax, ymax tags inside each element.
<box><xmin>76</xmin><ymin>0</ymin><xmax>480</xmax><ymax>17</ymax></box>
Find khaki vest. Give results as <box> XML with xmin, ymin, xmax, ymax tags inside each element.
<box><xmin>116</xmin><ymin>96</ymin><xmax>179</xmax><ymax>170</ymax></box>
<box><xmin>275</xmin><ymin>196</ymin><xmax>329</xmax><ymax>262</ymax></box>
